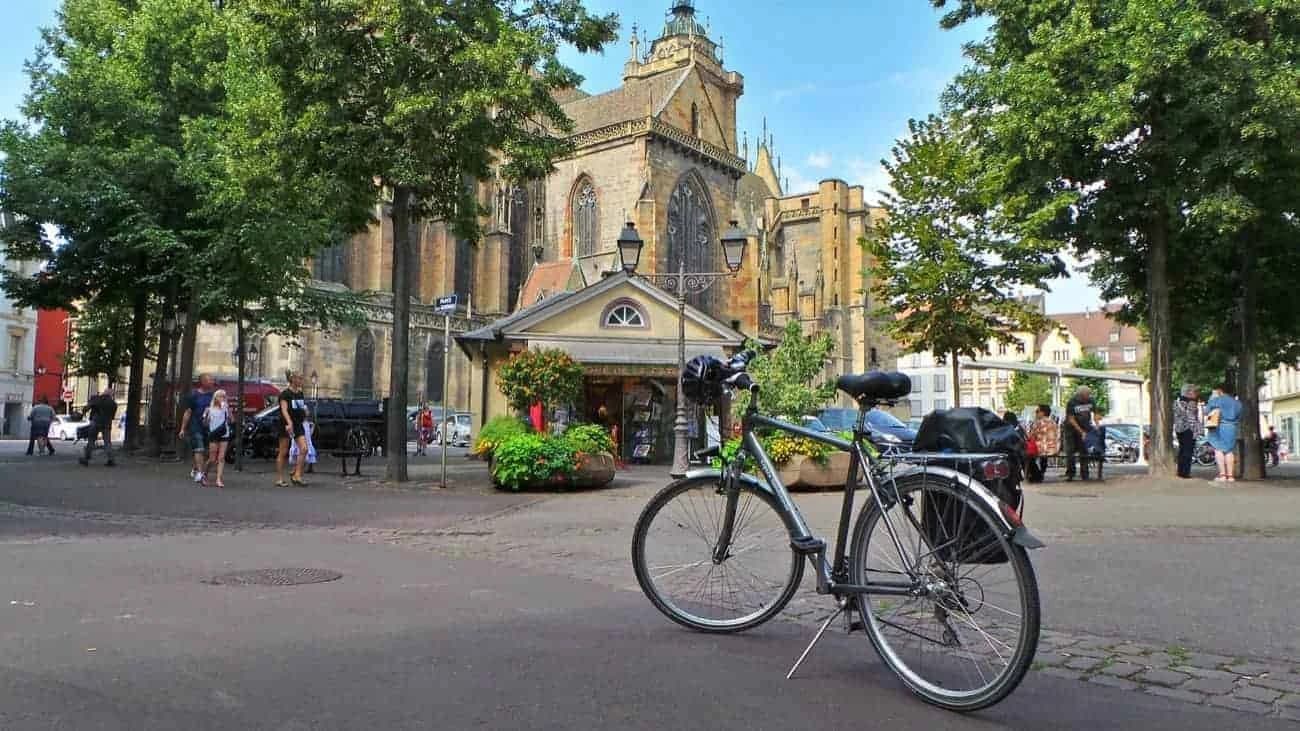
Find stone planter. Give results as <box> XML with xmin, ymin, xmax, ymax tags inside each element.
<box><xmin>492</xmin><ymin>451</ymin><xmax>616</xmax><ymax>491</ymax></box>
<box><xmin>777</xmin><ymin>451</ymin><xmax>851</xmax><ymax>491</ymax></box>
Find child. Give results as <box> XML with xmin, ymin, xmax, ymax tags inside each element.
<box><xmin>289</xmin><ymin>417</ymin><xmax>318</xmax><ymax>474</ymax></box>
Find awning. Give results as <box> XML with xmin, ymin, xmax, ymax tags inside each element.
<box><xmin>528</xmin><ymin>339</ymin><xmax>728</xmax><ymax>365</ymax></box>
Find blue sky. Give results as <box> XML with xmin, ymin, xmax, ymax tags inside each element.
<box><xmin>1</xmin><ymin>0</ymin><xmax>1101</xmax><ymax>312</ymax></box>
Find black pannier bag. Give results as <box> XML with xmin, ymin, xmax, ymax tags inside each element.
<box><xmin>912</xmin><ymin>407</ymin><xmax>1025</xmax><ymax>564</ymax></box>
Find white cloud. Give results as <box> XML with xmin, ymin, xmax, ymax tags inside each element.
<box><xmin>805</xmin><ymin>151</ymin><xmax>832</xmax><ymax>170</ymax></box>
<box><xmin>771</xmin><ymin>82</ymin><xmax>818</xmax><ymax>102</ymax></box>
<box><xmin>781</xmin><ymin>165</ymin><xmax>819</xmax><ymax>196</ymax></box>
<box><xmin>847</xmin><ymin>158</ymin><xmax>893</xmax><ymax>204</ymax></box>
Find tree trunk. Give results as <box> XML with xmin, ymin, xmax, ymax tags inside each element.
<box><xmin>124</xmin><ymin>290</ymin><xmax>148</xmax><ymax>451</ymax></box>
<box><xmin>1236</xmin><ymin>237</ymin><xmax>1262</xmax><ymax>479</ymax></box>
<box><xmin>951</xmin><ymin>354</ymin><xmax>960</xmax><ymax>409</ymax></box>
<box><xmin>1146</xmin><ymin>212</ymin><xmax>1175</xmax><ymax>476</ymax></box>
<box><xmin>173</xmin><ymin>297</ymin><xmax>200</xmax><ymax>429</ymax></box>
<box><xmin>146</xmin><ymin>309</ymin><xmax>174</xmax><ymax>456</ymax></box>
<box><xmin>386</xmin><ymin>186</ymin><xmax>413</xmax><ymax>482</ymax></box>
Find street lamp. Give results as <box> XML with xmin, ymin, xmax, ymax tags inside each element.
<box><xmin>618</xmin><ymin>220</ymin><xmax>748</xmax><ymax>477</ymax></box>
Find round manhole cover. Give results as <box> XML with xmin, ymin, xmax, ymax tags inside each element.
<box><xmin>206</xmin><ymin>568</ymin><xmax>343</xmax><ymax>587</ymax></box>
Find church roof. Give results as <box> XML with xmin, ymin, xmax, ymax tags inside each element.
<box><xmin>753</xmin><ymin>142</ymin><xmax>782</xmax><ymax>197</ymax></box>
<box><xmin>516</xmin><ymin>260</ymin><xmax>584</xmax><ymax>310</ymax></box>
<box><xmin>559</xmin><ymin>67</ymin><xmax>692</xmax><ymax>135</ymax></box>
<box><xmin>660</xmin><ymin>1</ymin><xmax>709</xmax><ymax>39</ymax></box>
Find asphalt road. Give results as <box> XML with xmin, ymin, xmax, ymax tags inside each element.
<box><xmin>3</xmin><ymin>527</ymin><xmax>1291</xmax><ymax>731</ymax></box>
<box><xmin>2</xmin><ymin>449</ymin><xmax>1298</xmax><ymax>728</ymax></box>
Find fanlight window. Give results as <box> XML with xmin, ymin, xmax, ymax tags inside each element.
<box><xmin>603</xmin><ymin>303</ymin><xmax>646</xmax><ymax>328</ymax></box>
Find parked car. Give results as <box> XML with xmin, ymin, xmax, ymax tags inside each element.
<box><xmin>1104</xmin><ymin>423</ymin><xmax>1142</xmax><ymax>463</ymax></box>
<box><xmin>817</xmin><ymin>407</ymin><xmax>917</xmax><ymax>454</ymax></box>
<box><xmin>50</xmin><ymin>413</ymin><xmax>90</xmax><ymax>441</ymax></box>
<box><xmin>242</xmin><ymin>398</ymin><xmax>387</xmax><ymax>459</ymax></box>
<box><xmin>436</xmin><ymin>412</ymin><xmax>473</xmax><ymax>447</ymax></box>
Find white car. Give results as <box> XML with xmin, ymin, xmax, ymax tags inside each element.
<box><xmin>49</xmin><ymin>414</ymin><xmax>90</xmax><ymax>441</ymax></box>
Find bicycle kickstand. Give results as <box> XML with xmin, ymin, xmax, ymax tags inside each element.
<box><xmin>786</xmin><ymin>597</ymin><xmax>851</xmax><ymax>679</ymax></box>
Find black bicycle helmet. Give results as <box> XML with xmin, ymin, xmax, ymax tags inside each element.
<box><xmin>681</xmin><ymin>355</ymin><xmax>724</xmax><ymax>405</ymax></box>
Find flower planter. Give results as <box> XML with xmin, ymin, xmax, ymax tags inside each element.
<box><xmin>777</xmin><ymin>451</ymin><xmax>851</xmax><ymax>491</ymax></box>
<box><xmin>491</xmin><ymin>451</ymin><xmax>616</xmax><ymax>491</ymax></box>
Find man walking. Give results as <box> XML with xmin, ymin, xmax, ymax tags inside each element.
<box><xmin>178</xmin><ymin>373</ymin><xmax>215</xmax><ymax>485</ymax></box>
<box><xmin>26</xmin><ymin>397</ymin><xmax>57</xmax><ymax>456</ymax></box>
<box><xmin>1063</xmin><ymin>385</ymin><xmax>1094</xmax><ymax>481</ymax></box>
<box><xmin>1174</xmin><ymin>384</ymin><xmax>1202</xmax><ymax>478</ymax></box>
<box><xmin>1264</xmin><ymin>426</ymin><xmax>1281</xmax><ymax>467</ymax></box>
<box><xmin>79</xmin><ymin>386</ymin><xmax>117</xmax><ymax>467</ymax></box>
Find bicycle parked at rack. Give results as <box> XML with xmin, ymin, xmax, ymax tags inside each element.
<box><xmin>631</xmin><ymin>352</ymin><xmax>1044</xmax><ymax>711</ymax></box>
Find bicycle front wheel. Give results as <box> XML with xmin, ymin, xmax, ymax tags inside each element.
<box><xmin>850</xmin><ymin>474</ymin><xmax>1039</xmax><ymax>711</ymax></box>
<box><xmin>633</xmin><ymin>476</ymin><xmax>804</xmax><ymax>633</ymax></box>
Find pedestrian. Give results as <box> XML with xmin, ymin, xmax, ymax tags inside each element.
<box><xmin>1085</xmin><ymin>410</ymin><xmax>1107</xmax><ymax>480</ymax></box>
<box><xmin>1204</xmin><ymin>383</ymin><xmax>1243</xmax><ymax>483</ymax></box>
<box><xmin>1025</xmin><ymin>404</ymin><xmax>1059</xmax><ymax>483</ymax></box>
<box><xmin>1173</xmin><ymin>384</ymin><xmax>1202</xmax><ymax>479</ymax></box>
<box><xmin>1264</xmin><ymin>426</ymin><xmax>1281</xmax><ymax>467</ymax></box>
<box><xmin>177</xmin><ymin>373</ymin><xmax>216</xmax><ymax>486</ymax></box>
<box><xmin>275</xmin><ymin>372</ymin><xmax>309</xmax><ymax>487</ymax></box>
<box><xmin>1062</xmin><ymin>386</ymin><xmax>1095</xmax><ymax>481</ymax></box>
<box><xmin>26</xmin><ymin>397</ymin><xmax>56</xmax><ymax>456</ymax></box>
<box><xmin>416</xmin><ymin>404</ymin><xmax>433</xmax><ymax>456</ymax></box>
<box><xmin>78</xmin><ymin>386</ymin><xmax>117</xmax><ymax>467</ymax></box>
<box><xmin>203</xmin><ymin>389</ymin><xmax>233</xmax><ymax>488</ymax></box>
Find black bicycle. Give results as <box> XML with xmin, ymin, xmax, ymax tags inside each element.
<box><xmin>632</xmin><ymin>352</ymin><xmax>1044</xmax><ymax>711</ymax></box>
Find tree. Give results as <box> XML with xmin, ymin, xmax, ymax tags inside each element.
<box><xmin>733</xmin><ymin>321</ymin><xmax>836</xmax><ymax>419</ymax></box>
<box><xmin>1067</xmin><ymin>354</ymin><xmax>1112</xmax><ymax>416</ymax></box>
<box><xmin>866</xmin><ymin>115</ymin><xmax>1064</xmax><ymax>406</ymax></box>
<box><xmin>1003</xmin><ymin>369</ymin><xmax>1053</xmax><ymax>416</ymax></box>
<box><xmin>935</xmin><ymin>0</ymin><xmax>1300</xmax><ymax>477</ymax></box>
<box><xmin>496</xmin><ymin>348</ymin><xmax>584</xmax><ymax>417</ymax></box>
<box><xmin>246</xmin><ymin>0</ymin><xmax>618</xmax><ymax>481</ymax></box>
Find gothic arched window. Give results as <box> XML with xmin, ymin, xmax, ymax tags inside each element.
<box><xmin>508</xmin><ymin>185</ymin><xmax>530</xmax><ymax>311</ymax></box>
<box><xmin>666</xmin><ymin>171</ymin><xmax>716</xmax><ymax>310</ymax></box>
<box><xmin>312</xmin><ymin>237</ymin><xmax>348</xmax><ymax>285</ymax></box>
<box><xmin>425</xmin><ymin>339</ymin><xmax>445</xmax><ymax>404</ymax></box>
<box><xmin>572</xmin><ymin>177</ymin><xmax>598</xmax><ymax>258</ymax></box>
<box><xmin>353</xmin><ymin>329</ymin><xmax>375</xmax><ymax>399</ymax></box>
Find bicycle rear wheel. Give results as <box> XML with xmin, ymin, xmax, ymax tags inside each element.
<box><xmin>633</xmin><ymin>476</ymin><xmax>804</xmax><ymax>633</ymax></box>
<box><xmin>850</xmin><ymin>473</ymin><xmax>1039</xmax><ymax>711</ymax></box>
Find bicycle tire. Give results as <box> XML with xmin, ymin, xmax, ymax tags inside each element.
<box><xmin>632</xmin><ymin>476</ymin><xmax>804</xmax><ymax>634</ymax></box>
<box><xmin>850</xmin><ymin>473</ymin><xmax>1040</xmax><ymax>711</ymax></box>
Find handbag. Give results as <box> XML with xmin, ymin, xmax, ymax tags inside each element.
<box><xmin>1205</xmin><ymin>409</ymin><xmax>1221</xmax><ymax>429</ymax></box>
<box><xmin>1026</xmin><ymin>438</ymin><xmax>1039</xmax><ymax>457</ymax></box>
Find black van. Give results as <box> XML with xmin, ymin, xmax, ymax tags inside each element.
<box><xmin>240</xmin><ymin>398</ymin><xmax>387</xmax><ymax>459</ymax></box>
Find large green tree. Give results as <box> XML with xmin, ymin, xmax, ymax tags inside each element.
<box><xmin>866</xmin><ymin>115</ymin><xmax>1064</xmax><ymax>406</ymax></box>
<box><xmin>245</xmin><ymin>0</ymin><xmax>618</xmax><ymax>481</ymax></box>
<box><xmin>1067</xmin><ymin>353</ymin><xmax>1113</xmax><ymax>416</ymax></box>
<box><xmin>935</xmin><ymin>0</ymin><xmax>1300</xmax><ymax>477</ymax></box>
<box><xmin>1003</xmin><ymin>369</ymin><xmax>1053</xmax><ymax>415</ymax></box>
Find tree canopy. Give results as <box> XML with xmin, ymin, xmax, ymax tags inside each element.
<box><xmin>865</xmin><ymin>114</ymin><xmax>1065</xmax><ymax>404</ymax></box>
<box><xmin>734</xmin><ymin>321</ymin><xmax>837</xmax><ymax>419</ymax></box>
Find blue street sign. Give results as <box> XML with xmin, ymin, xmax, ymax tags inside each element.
<box><xmin>435</xmin><ymin>294</ymin><xmax>458</xmax><ymax>312</ymax></box>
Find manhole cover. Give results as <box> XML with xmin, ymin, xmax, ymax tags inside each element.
<box><xmin>206</xmin><ymin>568</ymin><xmax>343</xmax><ymax>586</ymax></box>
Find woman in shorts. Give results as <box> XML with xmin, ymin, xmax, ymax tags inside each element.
<box><xmin>204</xmin><ymin>389</ymin><xmax>234</xmax><ymax>488</ymax></box>
<box><xmin>275</xmin><ymin>372</ymin><xmax>310</xmax><ymax>486</ymax></box>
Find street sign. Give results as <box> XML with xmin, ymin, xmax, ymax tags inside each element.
<box><xmin>62</xmin><ymin>389</ymin><xmax>75</xmax><ymax>402</ymax></box>
<box><xmin>435</xmin><ymin>294</ymin><xmax>458</xmax><ymax>313</ymax></box>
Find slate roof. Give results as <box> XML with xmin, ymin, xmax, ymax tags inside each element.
<box><xmin>516</xmin><ymin>260</ymin><xmax>579</xmax><ymax>311</ymax></box>
<box><xmin>558</xmin><ymin>67</ymin><xmax>692</xmax><ymax>135</ymax></box>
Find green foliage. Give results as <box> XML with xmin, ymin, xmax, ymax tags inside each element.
<box><xmin>734</xmin><ymin>321</ymin><xmax>836</xmax><ymax>418</ymax></box>
<box><xmin>490</xmin><ymin>433</ymin><xmax>577</xmax><ymax>491</ymax></box>
<box><xmin>473</xmin><ymin>415</ymin><xmax>528</xmax><ymax>456</ymax></box>
<box><xmin>1068</xmin><ymin>354</ymin><xmax>1112</xmax><ymax>416</ymax></box>
<box><xmin>865</xmin><ymin>115</ymin><xmax>1062</xmax><ymax>387</ymax></box>
<box><xmin>560</xmin><ymin>423</ymin><xmax>615</xmax><ymax>455</ymax></box>
<box><xmin>496</xmin><ymin>348</ymin><xmax>585</xmax><ymax>413</ymax></box>
<box><xmin>1004</xmin><ymin>369</ymin><xmax>1054</xmax><ymax>414</ymax></box>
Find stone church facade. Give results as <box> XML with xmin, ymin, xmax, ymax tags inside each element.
<box><xmin>193</xmin><ymin>0</ymin><xmax>896</xmax><ymax>421</ymax></box>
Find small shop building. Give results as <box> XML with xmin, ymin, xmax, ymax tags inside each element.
<box><xmin>457</xmin><ymin>271</ymin><xmax>744</xmax><ymax>464</ymax></box>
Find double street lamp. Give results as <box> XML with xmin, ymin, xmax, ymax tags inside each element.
<box><xmin>617</xmin><ymin>219</ymin><xmax>748</xmax><ymax>477</ymax></box>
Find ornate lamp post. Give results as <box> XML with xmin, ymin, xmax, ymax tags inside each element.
<box><xmin>617</xmin><ymin>220</ymin><xmax>748</xmax><ymax>477</ymax></box>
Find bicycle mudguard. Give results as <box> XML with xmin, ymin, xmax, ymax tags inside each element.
<box><xmin>885</xmin><ymin>464</ymin><xmax>1046</xmax><ymax>549</ymax></box>
<box><xmin>681</xmin><ymin>468</ymin><xmax>776</xmax><ymax>498</ymax></box>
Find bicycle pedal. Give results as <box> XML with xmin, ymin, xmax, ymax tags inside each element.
<box><xmin>789</xmin><ymin>536</ymin><xmax>826</xmax><ymax>555</ymax></box>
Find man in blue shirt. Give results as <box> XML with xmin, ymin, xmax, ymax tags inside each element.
<box><xmin>177</xmin><ymin>373</ymin><xmax>216</xmax><ymax>485</ymax></box>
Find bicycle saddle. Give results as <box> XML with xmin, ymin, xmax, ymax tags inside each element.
<box><xmin>836</xmin><ymin>371</ymin><xmax>912</xmax><ymax>402</ymax></box>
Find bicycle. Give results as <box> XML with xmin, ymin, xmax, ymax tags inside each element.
<box><xmin>631</xmin><ymin>352</ymin><xmax>1044</xmax><ymax>711</ymax></box>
